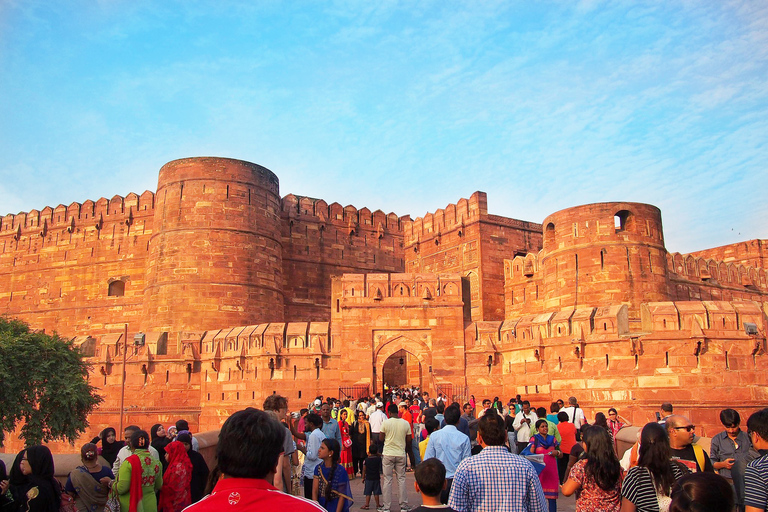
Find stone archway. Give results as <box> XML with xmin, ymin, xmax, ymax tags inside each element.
<box><xmin>381</xmin><ymin>349</ymin><xmax>422</xmax><ymax>389</ymax></box>
<box><xmin>374</xmin><ymin>334</ymin><xmax>431</xmax><ymax>394</ymax></box>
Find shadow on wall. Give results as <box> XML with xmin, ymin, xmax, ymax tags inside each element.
<box><xmin>0</xmin><ymin>430</ymin><xmax>220</xmax><ymax>484</ymax></box>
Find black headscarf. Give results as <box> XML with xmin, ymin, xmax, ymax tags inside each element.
<box><xmin>8</xmin><ymin>449</ymin><xmax>31</xmax><ymax>508</ymax></box>
<box><xmin>150</xmin><ymin>424</ymin><xmax>171</xmax><ymax>470</ymax></box>
<box><xmin>98</xmin><ymin>427</ymin><xmax>124</xmax><ymax>466</ymax></box>
<box><xmin>22</xmin><ymin>445</ymin><xmax>61</xmax><ymax>512</ymax></box>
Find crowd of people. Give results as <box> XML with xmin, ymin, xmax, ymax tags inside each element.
<box><xmin>0</xmin><ymin>420</ymin><xmax>208</xmax><ymax>512</ymax></box>
<box><xmin>2</xmin><ymin>389</ymin><xmax>768</xmax><ymax>512</ymax></box>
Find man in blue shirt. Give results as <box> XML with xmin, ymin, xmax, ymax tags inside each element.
<box><xmin>292</xmin><ymin>413</ymin><xmax>326</xmax><ymax>499</ymax></box>
<box><xmin>320</xmin><ymin>402</ymin><xmax>342</xmax><ymax>447</ymax></box>
<box><xmin>424</xmin><ymin>404</ymin><xmax>471</xmax><ymax>504</ymax></box>
<box><xmin>449</xmin><ymin>410</ymin><xmax>546</xmax><ymax>512</ymax></box>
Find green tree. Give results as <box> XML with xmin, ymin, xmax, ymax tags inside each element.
<box><xmin>0</xmin><ymin>316</ymin><xmax>103</xmax><ymax>447</ymax></box>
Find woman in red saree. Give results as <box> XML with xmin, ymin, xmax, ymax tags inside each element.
<box><xmin>338</xmin><ymin>409</ymin><xmax>354</xmax><ymax>478</ymax></box>
<box><xmin>158</xmin><ymin>441</ymin><xmax>192</xmax><ymax>512</ymax></box>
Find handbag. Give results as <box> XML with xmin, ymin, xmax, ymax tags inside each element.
<box><xmin>343</xmin><ymin>437</ymin><xmax>352</xmax><ymax>448</ymax></box>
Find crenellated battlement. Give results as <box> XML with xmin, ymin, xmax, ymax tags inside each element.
<box><xmin>337</xmin><ymin>272</ymin><xmax>464</xmax><ymax>302</ymax></box>
<box><xmin>281</xmin><ymin>194</ymin><xmax>409</xmax><ymax>233</ymax></box>
<box><xmin>0</xmin><ymin>191</ymin><xmax>156</xmax><ymax>235</ymax></box>
<box><xmin>505</xmin><ymin>252</ymin><xmax>542</xmax><ymax>281</ymax></box>
<box><xmin>667</xmin><ymin>251</ymin><xmax>768</xmax><ymax>291</ymax></box>
<box><xmin>404</xmin><ymin>191</ymin><xmax>486</xmax><ymax>242</ymax></box>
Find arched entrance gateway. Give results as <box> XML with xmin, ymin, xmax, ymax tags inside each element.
<box><xmin>373</xmin><ymin>334</ymin><xmax>431</xmax><ymax>394</ymax></box>
<box><xmin>381</xmin><ymin>349</ymin><xmax>422</xmax><ymax>389</ymax></box>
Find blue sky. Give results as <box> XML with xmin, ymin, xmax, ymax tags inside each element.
<box><xmin>0</xmin><ymin>1</ymin><xmax>766</xmax><ymax>253</ymax></box>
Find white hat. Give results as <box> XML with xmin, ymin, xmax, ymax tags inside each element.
<box><xmin>314</xmin><ymin>399</ymin><xmax>322</xmax><ymax>406</ymax></box>
<box><xmin>376</xmin><ymin>402</ymin><xmax>384</xmax><ymax>408</ymax></box>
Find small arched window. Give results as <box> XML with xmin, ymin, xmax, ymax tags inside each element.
<box><xmin>108</xmin><ymin>280</ymin><xmax>125</xmax><ymax>297</ymax></box>
<box><xmin>544</xmin><ymin>223</ymin><xmax>555</xmax><ymax>248</ymax></box>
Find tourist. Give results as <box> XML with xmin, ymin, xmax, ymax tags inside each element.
<box><xmin>547</xmin><ymin>402</ymin><xmax>560</xmax><ymax>425</ymax></box>
<box><xmin>112</xmin><ymin>425</ymin><xmax>161</xmax><ymax>475</ymax></box>
<box><xmin>420</xmin><ymin>418</ymin><xmax>440</xmax><ymax>461</ymax></box>
<box><xmin>521</xmin><ymin>419</ymin><xmax>561</xmax><ymax>512</ymax></box>
<box><xmin>710</xmin><ymin>408</ymin><xmax>755</xmax><ymax>512</ymax></box>
<box><xmin>607</xmin><ymin>408</ymin><xmax>631</xmax><ymax>452</ymax></box>
<box><xmin>561</xmin><ymin>426</ymin><xmax>623</xmax><ymax>512</ymax></box>
<box><xmin>291</xmin><ymin>412</ymin><xmax>326</xmax><ymax>499</ymax></box>
<box><xmin>263</xmin><ymin>393</ymin><xmax>295</xmax><ymax>492</ymax></box>
<box><xmin>116</xmin><ymin>430</ymin><xmax>163</xmax><ymax>512</ymax></box>
<box><xmin>442</xmin><ymin>402</ymin><xmax>470</xmax><ymax>437</ymax></box>
<box><xmin>620</xmin><ymin>422</ymin><xmax>689</xmax><ymax>512</ymax></box>
<box><xmin>158</xmin><ymin>441</ymin><xmax>191</xmax><ymax>512</ymax></box>
<box><xmin>0</xmin><ymin>459</ymin><xmax>8</xmax><ymax>510</ymax></box>
<box><xmin>468</xmin><ymin>395</ymin><xmax>476</xmax><ymax>415</ymax></box>
<box><xmin>435</xmin><ymin>401</ymin><xmax>446</xmax><ymax>426</ymax></box>
<box><xmin>15</xmin><ymin>445</ymin><xmax>61</xmax><ymax>512</ymax></box>
<box><xmin>744</xmin><ymin>408</ymin><xmax>768</xmax><ymax>512</ymax></box>
<box><xmin>380</xmin><ymin>403</ymin><xmax>414</xmax><ymax>512</ymax></box>
<box><xmin>183</xmin><ymin>408</ymin><xmax>324</xmax><ymax>512</ymax></box>
<box><xmin>536</xmin><ymin>407</ymin><xmax>562</xmax><ymax>442</ymax></box>
<box><xmin>562</xmin><ymin>397</ymin><xmax>587</xmax><ymax>435</ymax></box>
<box><xmin>351</xmin><ymin>410</ymin><xmax>371</xmax><ymax>479</ymax></box>
<box><xmin>513</xmin><ymin>400</ymin><xmax>539</xmax><ymax>454</ymax></box>
<box><xmin>313</xmin><ymin>439</ymin><xmax>353</xmax><ymax>512</ymax></box>
<box><xmin>361</xmin><ymin>444</ymin><xmax>382</xmax><ymax>511</ymax></box>
<box><xmin>423</xmin><ymin>404</ymin><xmax>471</xmax><ymax>504</ymax></box>
<box><xmin>91</xmin><ymin>427</ymin><xmax>124</xmax><ymax>467</ymax></box>
<box><xmin>659</xmin><ymin>403</ymin><xmax>674</xmax><ymax>424</ymax></box>
<box><xmin>337</xmin><ymin>409</ymin><xmax>354</xmax><ymax>478</ymax></box>
<box><xmin>368</xmin><ymin>402</ymin><xmax>387</xmax><ymax>455</ymax></box>
<box><xmin>620</xmin><ymin>429</ymin><xmax>642</xmax><ymax>471</ymax></box>
<box><xmin>413</xmin><ymin>458</ymin><xmax>457</xmax><ymax>512</ymax></box>
<box><xmin>556</xmin><ymin>411</ymin><xmax>578</xmax><ymax>484</ymax></box>
<box><xmin>666</xmin><ymin>415</ymin><xmax>713</xmax><ymax>472</ymax></box>
<box><xmin>319</xmin><ymin>403</ymin><xmax>343</xmax><ymax>449</ymax></box>
<box><xmin>65</xmin><ymin>443</ymin><xmax>114</xmax><ymax>512</ymax></box>
<box><xmin>448</xmin><ymin>411</ymin><xmax>547</xmax><ymax>512</ymax></box>
<box><xmin>150</xmin><ymin>424</ymin><xmax>171</xmax><ymax>471</ymax></box>
<box><xmin>669</xmin><ymin>472</ymin><xmax>734</xmax><ymax>512</ymax></box>
<box><xmin>174</xmin><ymin>420</ymin><xmax>198</xmax><ymax>451</ymax></box>
<box><xmin>175</xmin><ymin>432</ymin><xmax>209</xmax><ymax>504</ymax></box>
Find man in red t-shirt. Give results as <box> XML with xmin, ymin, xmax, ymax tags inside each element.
<box><xmin>185</xmin><ymin>409</ymin><xmax>324</xmax><ymax>512</ymax></box>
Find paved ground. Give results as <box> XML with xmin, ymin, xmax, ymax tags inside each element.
<box><xmin>346</xmin><ymin>471</ymin><xmax>577</xmax><ymax>511</ymax></box>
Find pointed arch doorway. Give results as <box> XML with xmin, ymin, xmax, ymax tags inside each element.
<box><xmin>381</xmin><ymin>349</ymin><xmax>423</xmax><ymax>389</ymax></box>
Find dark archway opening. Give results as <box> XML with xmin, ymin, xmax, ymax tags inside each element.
<box><xmin>381</xmin><ymin>349</ymin><xmax>422</xmax><ymax>390</ymax></box>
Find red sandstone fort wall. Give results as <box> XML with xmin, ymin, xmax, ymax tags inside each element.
<box><xmin>687</xmin><ymin>239</ymin><xmax>767</xmax><ymax>270</ymax></box>
<box><xmin>666</xmin><ymin>251</ymin><xmax>768</xmax><ymax>303</ymax></box>
<box><xmin>0</xmin><ymin>191</ymin><xmax>156</xmax><ymax>336</ymax></box>
<box><xmin>404</xmin><ymin>192</ymin><xmax>542</xmax><ymax>322</ymax></box>
<box><xmin>280</xmin><ymin>195</ymin><xmax>408</xmax><ymax>322</ymax></box>
<box><xmin>142</xmin><ymin>157</ymin><xmax>285</xmax><ymax>333</ymax></box>
<box><xmin>505</xmin><ymin>203</ymin><xmax>670</xmax><ymax>322</ymax></box>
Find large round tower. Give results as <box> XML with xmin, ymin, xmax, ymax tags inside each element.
<box><xmin>142</xmin><ymin>157</ymin><xmax>284</xmax><ymax>333</ymax></box>
<box><xmin>539</xmin><ymin>202</ymin><xmax>669</xmax><ymax>317</ymax></box>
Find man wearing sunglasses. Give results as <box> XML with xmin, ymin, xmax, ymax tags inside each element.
<box><xmin>667</xmin><ymin>415</ymin><xmax>714</xmax><ymax>473</ymax></box>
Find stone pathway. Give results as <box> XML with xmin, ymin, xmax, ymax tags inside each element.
<box><xmin>346</xmin><ymin>470</ymin><xmax>577</xmax><ymax>511</ymax></box>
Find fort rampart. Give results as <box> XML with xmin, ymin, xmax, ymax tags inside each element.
<box><xmin>1</xmin><ymin>158</ymin><xmax>766</xmax><ymax>454</ymax></box>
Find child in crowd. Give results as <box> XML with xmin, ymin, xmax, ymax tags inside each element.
<box><xmin>313</xmin><ymin>438</ymin><xmax>353</xmax><ymax>512</ymax></box>
<box><xmin>412</xmin><ymin>458</ymin><xmax>457</xmax><ymax>512</ymax></box>
<box><xmin>361</xmin><ymin>444</ymin><xmax>382</xmax><ymax>510</ymax></box>
<box><xmin>420</xmin><ymin>417</ymin><xmax>440</xmax><ymax>461</ymax></box>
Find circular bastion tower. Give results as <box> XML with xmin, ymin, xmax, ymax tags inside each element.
<box><xmin>142</xmin><ymin>157</ymin><xmax>284</xmax><ymax>333</ymax></box>
<box><xmin>539</xmin><ymin>202</ymin><xmax>670</xmax><ymax>318</ymax></box>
